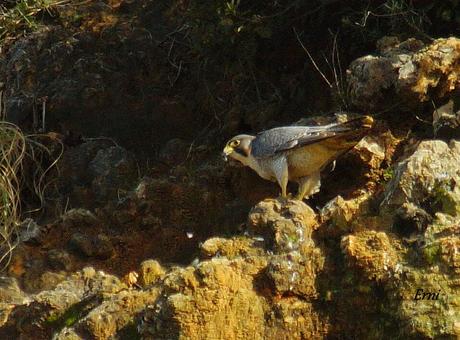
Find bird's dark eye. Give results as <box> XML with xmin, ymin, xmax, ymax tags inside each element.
<box><xmin>230</xmin><ymin>140</ymin><xmax>240</xmax><ymax>147</ymax></box>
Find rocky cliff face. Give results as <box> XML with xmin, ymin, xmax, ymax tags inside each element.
<box><xmin>348</xmin><ymin>37</ymin><xmax>460</xmax><ymax>112</ymax></box>
<box><xmin>0</xmin><ymin>1</ymin><xmax>460</xmax><ymax>338</ymax></box>
<box><xmin>2</xmin><ymin>135</ymin><xmax>460</xmax><ymax>339</ymax></box>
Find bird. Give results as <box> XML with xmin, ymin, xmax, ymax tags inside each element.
<box><xmin>222</xmin><ymin>115</ymin><xmax>374</xmax><ymax>200</ymax></box>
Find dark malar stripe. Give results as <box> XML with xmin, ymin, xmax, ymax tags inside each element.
<box><xmin>235</xmin><ymin>147</ymin><xmax>249</xmax><ymax>157</ymax></box>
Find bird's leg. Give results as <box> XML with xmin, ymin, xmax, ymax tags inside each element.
<box><xmin>280</xmin><ymin>178</ymin><xmax>288</xmax><ymax>198</ymax></box>
<box><xmin>278</xmin><ymin>171</ymin><xmax>289</xmax><ymax>198</ymax></box>
<box><xmin>296</xmin><ymin>172</ymin><xmax>321</xmax><ymax>200</ymax></box>
<box><xmin>273</xmin><ymin>157</ymin><xmax>289</xmax><ymax>198</ymax></box>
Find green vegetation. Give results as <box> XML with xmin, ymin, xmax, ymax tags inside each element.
<box><xmin>178</xmin><ymin>0</ymin><xmax>282</xmax><ymax>61</ymax></box>
<box><xmin>0</xmin><ymin>0</ymin><xmax>66</xmax><ymax>42</ymax></box>
<box><xmin>45</xmin><ymin>297</ymin><xmax>99</xmax><ymax>331</ymax></box>
<box><xmin>179</xmin><ymin>0</ymin><xmax>458</xmax><ymax>65</ymax></box>
<box><xmin>383</xmin><ymin>167</ymin><xmax>394</xmax><ymax>182</ymax></box>
<box><xmin>423</xmin><ymin>242</ymin><xmax>441</xmax><ymax>265</ymax></box>
<box><xmin>159</xmin><ymin>0</ymin><xmax>460</xmax><ymax>127</ymax></box>
<box><xmin>430</xmin><ymin>179</ymin><xmax>459</xmax><ymax>216</ymax></box>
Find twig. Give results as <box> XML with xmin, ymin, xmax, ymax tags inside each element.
<box><xmin>404</xmin><ymin>18</ymin><xmax>434</xmax><ymax>42</ymax></box>
<box><xmin>259</xmin><ymin>2</ymin><xmax>297</xmax><ymax>19</ymax></box>
<box><xmin>169</xmin><ymin>60</ymin><xmax>183</xmax><ymax>87</ymax></box>
<box><xmin>41</xmin><ymin>97</ymin><xmax>46</xmax><ymax>132</ymax></box>
<box><xmin>415</xmin><ymin>115</ymin><xmax>432</xmax><ymax>125</ymax></box>
<box><xmin>0</xmin><ymin>90</ymin><xmax>5</xmax><ymax>120</ymax></box>
<box><xmin>167</xmin><ymin>37</ymin><xmax>175</xmax><ymax>60</ymax></box>
<box><xmin>247</xmin><ymin>61</ymin><xmax>261</xmax><ymax>103</ymax></box>
<box><xmin>32</xmin><ymin>100</ymin><xmax>38</xmax><ymax>131</ymax></box>
<box><xmin>83</xmin><ymin>136</ymin><xmax>119</xmax><ymax>147</ymax></box>
<box><xmin>252</xmin><ymin>69</ymin><xmax>262</xmax><ymax>103</ymax></box>
<box><xmin>330</xmin><ymin>30</ymin><xmax>347</xmax><ymax>109</ymax></box>
<box><xmin>158</xmin><ymin>24</ymin><xmax>190</xmax><ymax>47</ymax></box>
<box><xmin>293</xmin><ymin>27</ymin><xmax>333</xmax><ymax>88</ymax></box>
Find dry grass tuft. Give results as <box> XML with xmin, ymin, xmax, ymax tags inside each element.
<box><xmin>0</xmin><ymin>122</ymin><xmax>26</xmax><ymax>270</ymax></box>
<box><xmin>0</xmin><ymin>121</ymin><xmax>62</xmax><ymax>271</ymax></box>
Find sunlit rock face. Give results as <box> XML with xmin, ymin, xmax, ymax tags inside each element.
<box><xmin>348</xmin><ymin>37</ymin><xmax>460</xmax><ymax>112</ymax></box>
<box><xmin>2</xmin><ymin>1</ymin><xmax>460</xmax><ymax>339</ymax></box>
<box><xmin>382</xmin><ymin>140</ymin><xmax>460</xmax><ymax>217</ymax></box>
<box><xmin>140</xmin><ymin>198</ymin><xmax>328</xmax><ymax>339</ymax></box>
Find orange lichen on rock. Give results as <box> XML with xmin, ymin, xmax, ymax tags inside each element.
<box><xmin>341</xmin><ymin>230</ymin><xmax>400</xmax><ymax>282</ymax></box>
<box><xmin>412</xmin><ymin>37</ymin><xmax>460</xmax><ymax>101</ymax></box>
<box><xmin>439</xmin><ymin>235</ymin><xmax>460</xmax><ymax>274</ymax></box>
<box><xmin>348</xmin><ymin>37</ymin><xmax>460</xmax><ymax>111</ymax></box>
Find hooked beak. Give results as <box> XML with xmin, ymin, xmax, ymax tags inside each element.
<box><xmin>222</xmin><ymin>145</ymin><xmax>233</xmax><ymax>162</ymax></box>
<box><xmin>362</xmin><ymin>115</ymin><xmax>374</xmax><ymax>129</ymax></box>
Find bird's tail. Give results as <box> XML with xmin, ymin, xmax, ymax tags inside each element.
<box><xmin>332</xmin><ymin>115</ymin><xmax>374</xmax><ymax>131</ymax></box>
<box><xmin>321</xmin><ymin>115</ymin><xmax>374</xmax><ymax>150</ymax></box>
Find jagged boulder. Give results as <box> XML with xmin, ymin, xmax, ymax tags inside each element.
<box><xmin>337</xmin><ymin>139</ymin><xmax>460</xmax><ymax>339</ymax></box>
<box><xmin>341</xmin><ymin>230</ymin><xmax>400</xmax><ymax>282</ymax></box>
<box><xmin>433</xmin><ymin>96</ymin><xmax>460</xmax><ymax>139</ymax></box>
<box><xmin>139</xmin><ymin>259</ymin><xmax>167</xmax><ymax>287</ymax></box>
<box><xmin>247</xmin><ymin>199</ymin><xmax>318</xmax><ymax>251</ymax></box>
<box><xmin>0</xmin><ymin>267</ymin><xmax>161</xmax><ymax>340</ymax></box>
<box><xmin>348</xmin><ymin>37</ymin><xmax>460</xmax><ymax>111</ymax></box>
<box><xmin>248</xmin><ymin>199</ymin><xmax>324</xmax><ymax>298</ymax></box>
<box><xmin>57</xmin><ymin>140</ymin><xmax>137</xmax><ymax>208</ymax></box>
<box><xmin>0</xmin><ymin>277</ymin><xmax>30</xmax><ymax>327</ymax></box>
<box><xmin>54</xmin><ymin>287</ymin><xmax>160</xmax><ymax>340</ymax></box>
<box><xmin>140</xmin><ymin>199</ymin><xmax>328</xmax><ymax>339</ymax></box>
<box><xmin>381</xmin><ymin>140</ymin><xmax>460</xmax><ymax>222</ymax></box>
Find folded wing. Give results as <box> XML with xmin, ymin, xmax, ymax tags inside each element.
<box><xmin>251</xmin><ymin>116</ymin><xmax>372</xmax><ymax>158</ymax></box>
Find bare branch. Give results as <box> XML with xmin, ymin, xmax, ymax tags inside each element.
<box><xmin>293</xmin><ymin>27</ymin><xmax>333</xmax><ymax>88</ymax></box>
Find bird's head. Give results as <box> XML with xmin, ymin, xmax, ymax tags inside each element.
<box><xmin>222</xmin><ymin>134</ymin><xmax>255</xmax><ymax>165</ymax></box>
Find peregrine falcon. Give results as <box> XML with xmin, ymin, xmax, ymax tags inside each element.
<box><xmin>223</xmin><ymin>115</ymin><xmax>373</xmax><ymax>200</ymax></box>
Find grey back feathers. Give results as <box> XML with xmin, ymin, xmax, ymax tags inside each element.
<box><xmin>250</xmin><ymin>116</ymin><xmax>371</xmax><ymax>158</ymax></box>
